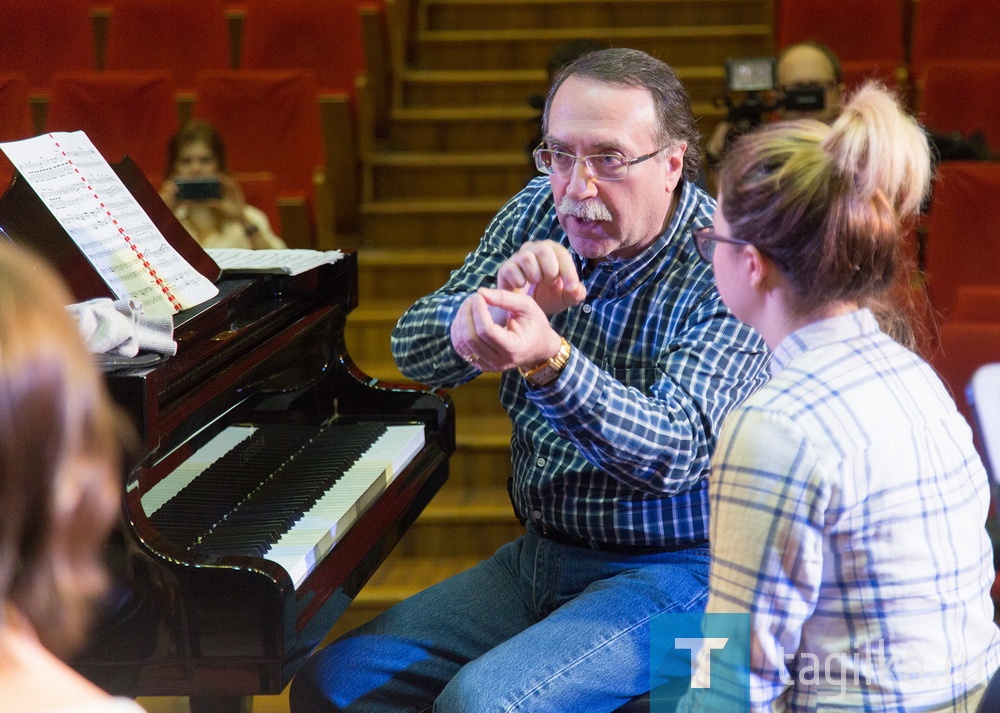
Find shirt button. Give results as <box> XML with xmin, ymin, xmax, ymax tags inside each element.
<box><xmin>536</xmin><ymin>458</ymin><xmax>545</xmax><ymax>467</ymax></box>
<box><xmin>532</xmin><ymin>510</ymin><xmax>542</xmax><ymax>519</ymax></box>
<box><xmin>582</xmin><ymin>304</ymin><xmax>592</xmax><ymax>314</ymax></box>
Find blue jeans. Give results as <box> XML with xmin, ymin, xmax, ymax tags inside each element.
<box><xmin>289</xmin><ymin>525</ymin><xmax>710</xmax><ymax>713</ymax></box>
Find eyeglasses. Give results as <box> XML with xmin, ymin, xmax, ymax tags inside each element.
<box><xmin>692</xmin><ymin>227</ymin><xmax>754</xmax><ymax>263</ymax></box>
<box><xmin>692</xmin><ymin>227</ymin><xmax>789</xmax><ymax>270</ymax></box>
<box><xmin>533</xmin><ymin>144</ymin><xmax>667</xmax><ymax>181</ymax></box>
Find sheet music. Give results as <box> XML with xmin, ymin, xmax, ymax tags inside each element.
<box><xmin>0</xmin><ymin>132</ymin><xmax>218</xmax><ymax>316</ymax></box>
<box><xmin>206</xmin><ymin>248</ymin><xmax>344</xmax><ymax>276</ymax></box>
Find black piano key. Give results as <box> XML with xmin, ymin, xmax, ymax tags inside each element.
<box><xmin>190</xmin><ymin>422</ymin><xmax>387</xmax><ymax>557</ymax></box>
<box><xmin>150</xmin><ymin>423</ymin><xmax>322</xmax><ymax>547</ymax></box>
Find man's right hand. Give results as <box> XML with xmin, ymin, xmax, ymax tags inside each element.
<box><xmin>496</xmin><ymin>240</ymin><xmax>587</xmax><ymax>315</ymax></box>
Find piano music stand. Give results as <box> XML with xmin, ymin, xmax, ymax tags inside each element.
<box><xmin>0</xmin><ymin>154</ymin><xmax>221</xmax><ymax>302</ymax></box>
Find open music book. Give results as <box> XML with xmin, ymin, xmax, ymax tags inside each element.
<box><xmin>0</xmin><ymin>131</ymin><xmax>218</xmax><ymax>316</ymax></box>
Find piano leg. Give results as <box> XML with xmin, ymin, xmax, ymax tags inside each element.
<box><xmin>189</xmin><ymin>695</ymin><xmax>252</xmax><ymax>713</ymax></box>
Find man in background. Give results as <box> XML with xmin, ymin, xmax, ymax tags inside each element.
<box><xmin>706</xmin><ymin>40</ymin><xmax>844</xmax><ymax>167</ymax></box>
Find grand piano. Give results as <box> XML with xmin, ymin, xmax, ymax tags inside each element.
<box><xmin>0</xmin><ymin>157</ymin><xmax>455</xmax><ymax>712</ymax></box>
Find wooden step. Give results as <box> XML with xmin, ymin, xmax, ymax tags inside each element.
<box><xmin>411</xmin><ymin>25</ymin><xmax>773</xmax><ymax>71</ymax></box>
<box><xmin>345</xmin><ymin>299</ymin><xmax>420</xmax><ymax>372</ymax></box>
<box><xmin>360</xmin><ymin>198</ymin><xmax>503</xmax><ymax>248</ymax></box>
<box><xmin>421</xmin><ymin>0</ymin><xmax>771</xmax><ymax>32</ymax></box>
<box><xmin>366</xmin><ymin>151</ymin><xmax>535</xmax><ymax>201</ymax></box>
<box><xmin>450</xmin><ymin>412</ymin><xmax>513</xmax><ymax>488</ymax></box>
<box><xmin>401</xmin><ymin>68</ymin><xmax>547</xmax><ymax>107</ymax></box>
<box><xmin>345</xmin><ymin>348</ymin><xmax>509</xmax><ymax>422</ymax></box>
<box><xmin>387</xmin><ymin>104</ymin><xmax>538</xmax><ymax>151</ymax></box>
<box><xmin>399</xmin><ymin>65</ymin><xmax>728</xmax><ymax>107</ymax></box>
<box><xmin>385</xmin><ymin>102</ymin><xmax>723</xmax><ymax>153</ymax></box>
<box><xmin>356</xmin><ymin>246</ymin><xmax>470</xmax><ymax>302</ymax></box>
<box><xmin>395</xmin><ymin>484</ymin><xmax>521</xmax><ymax>557</ymax></box>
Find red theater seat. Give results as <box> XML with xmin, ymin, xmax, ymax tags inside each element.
<box><xmin>45</xmin><ymin>71</ymin><xmax>180</xmax><ymax>187</ymax></box>
<box><xmin>916</xmin><ymin>60</ymin><xmax>1000</xmax><ymax>157</ymax></box>
<box><xmin>0</xmin><ymin>73</ymin><xmax>34</xmax><ymax>190</ymax></box>
<box><xmin>776</xmin><ymin>0</ymin><xmax>906</xmax><ymax>65</ymax></box>
<box><xmin>0</xmin><ymin>0</ymin><xmax>97</xmax><ymax>94</ymax></box>
<box><xmin>910</xmin><ymin>0</ymin><xmax>1000</xmax><ymax>78</ymax></box>
<box><xmin>239</xmin><ymin>0</ymin><xmax>371</xmax><ymax>98</ymax></box>
<box><xmin>923</xmin><ymin>161</ymin><xmax>1000</xmax><ymax>320</ymax></box>
<box><xmin>192</xmin><ymin>69</ymin><xmax>326</xmax><ymax>247</ymax></box>
<box><xmin>103</xmin><ymin>0</ymin><xmax>231</xmax><ymax>93</ymax></box>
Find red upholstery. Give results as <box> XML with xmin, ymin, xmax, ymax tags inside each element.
<box><xmin>923</xmin><ymin>161</ymin><xmax>1000</xmax><ymax>320</ymax></box>
<box><xmin>103</xmin><ymin>0</ymin><xmax>231</xmax><ymax>92</ymax></box>
<box><xmin>239</xmin><ymin>0</ymin><xmax>373</xmax><ymax>98</ymax></box>
<box><xmin>0</xmin><ymin>73</ymin><xmax>34</xmax><ymax>190</ymax></box>
<box><xmin>46</xmin><ymin>71</ymin><xmax>180</xmax><ymax>186</ymax></box>
<box><xmin>234</xmin><ymin>171</ymin><xmax>281</xmax><ymax>238</ymax></box>
<box><xmin>0</xmin><ymin>0</ymin><xmax>97</xmax><ymax>93</ymax></box>
<box><xmin>776</xmin><ymin>0</ymin><xmax>905</xmax><ymax>63</ymax></box>
<box><xmin>192</xmin><ymin>69</ymin><xmax>324</xmax><ymax>203</ymax></box>
<box><xmin>910</xmin><ymin>0</ymin><xmax>1000</xmax><ymax>77</ymax></box>
<box><xmin>932</xmin><ymin>321</ymin><xmax>1000</xmax><ymax>437</ymax></box>
<box><xmin>839</xmin><ymin>60</ymin><xmax>903</xmax><ymax>93</ymax></box>
<box><xmin>917</xmin><ymin>60</ymin><xmax>1000</xmax><ymax>156</ymax></box>
<box><xmin>952</xmin><ymin>286</ymin><xmax>1000</xmax><ymax>323</ymax></box>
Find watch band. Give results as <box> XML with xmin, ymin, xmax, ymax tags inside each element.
<box><xmin>518</xmin><ymin>337</ymin><xmax>572</xmax><ymax>387</ymax></box>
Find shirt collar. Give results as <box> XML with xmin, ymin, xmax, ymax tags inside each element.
<box><xmin>770</xmin><ymin>308</ymin><xmax>881</xmax><ymax>375</ymax></box>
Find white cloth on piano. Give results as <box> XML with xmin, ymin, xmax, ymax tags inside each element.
<box><xmin>67</xmin><ymin>297</ymin><xmax>176</xmax><ymax>356</ymax></box>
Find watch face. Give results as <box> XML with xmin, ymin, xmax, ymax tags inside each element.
<box><xmin>527</xmin><ymin>364</ymin><xmax>560</xmax><ymax>386</ymax></box>
<box><xmin>521</xmin><ymin>339</ymin><xmax>570</xmax><ymax>386</ymax></box>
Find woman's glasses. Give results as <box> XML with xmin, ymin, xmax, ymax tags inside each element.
<box><xmin>692</xmin><ymin>227</ymin><xmax>754</xmax><ymax>263</ymax></box>
<box><xmin>691</xmin><ymin>226</ymin><xmax>788</xmax><ymax>270</ymax></box>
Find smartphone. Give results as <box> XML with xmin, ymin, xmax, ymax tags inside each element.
<box><xmin>175</xmin><ymin>176</ymin><xmax>222</xmax><ymax>201</ymax></box>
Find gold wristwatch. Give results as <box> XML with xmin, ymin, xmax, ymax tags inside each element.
<box><xmin>518</xmin><ymin>337</ymin><xmax>572</xmax><ymax>387</ymax></box>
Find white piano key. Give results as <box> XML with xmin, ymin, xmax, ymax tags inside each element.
<box><xmin>265</xmin><ymin>424</ymin><xmax>425</xmax><ymax>587</ymax></box>
<box><xmin>141</xmin><ymin>425</ymin><xmax>256</xmax><ymax>516</ymax></box>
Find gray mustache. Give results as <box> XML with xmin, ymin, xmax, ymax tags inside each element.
<box><xmin>557</xmin><ymin>196</ymin><xmax>613</xmax><ymax>222</ymax></box>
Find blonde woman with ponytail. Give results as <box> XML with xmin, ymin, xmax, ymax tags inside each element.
<box><xmin>679</xmin><ymin>84</ymin><xmax>1000</xmax><ymax>711</ymax></box>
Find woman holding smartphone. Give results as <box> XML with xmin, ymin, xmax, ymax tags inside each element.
<box><xmin>159</xmin><ymin>120</ymin><xmax>286</xmax><ymax>249</ymax></box>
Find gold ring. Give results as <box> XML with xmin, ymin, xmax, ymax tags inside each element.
<box><xmin>465</xmin><ymin>352</ymin><xmax>479</xmax><ymax>364</ymax></box>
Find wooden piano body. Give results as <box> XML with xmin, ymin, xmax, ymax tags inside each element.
<box><xmin>0</xmin><ymin>158</ymin><xmax>455</xmax><ymax>710</ymax></box>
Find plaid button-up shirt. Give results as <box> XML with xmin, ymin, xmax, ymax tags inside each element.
<box><xmin>682</xmin><ymin>309</ymin><xmax>1000</xmax><ymax>711</ymax></box>
<box><xmin>392</xmin><ymin>177</ymin><xmax>769</xmax><ymax>547</ymax></box>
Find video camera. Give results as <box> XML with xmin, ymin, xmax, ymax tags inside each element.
<box><xmin>717</xmin><ymin>56</ymin><xmax>827</xmax><ymax>128</ymax></box>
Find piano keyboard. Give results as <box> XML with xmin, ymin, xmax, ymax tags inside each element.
<box><xmin>142</xmin><ymin>421</ymin><xmax>425</xmax><ymax>587</ymax></box>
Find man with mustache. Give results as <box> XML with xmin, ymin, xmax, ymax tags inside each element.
<box><xmin>291</xmin><ymin>48</ymin><xmax>770</xmax><ymax>713</ymax></box>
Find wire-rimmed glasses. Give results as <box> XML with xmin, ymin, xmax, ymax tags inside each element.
<box><xmin>532</xmin><ymin>144</ymin><xmax>666</xmax><ymax>181</ymax></box>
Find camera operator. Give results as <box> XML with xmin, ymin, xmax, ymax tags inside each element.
<box><xmin>705</xmin><ymin>41</ymin><xmax>845</xmax><ymax>169</ymax></box>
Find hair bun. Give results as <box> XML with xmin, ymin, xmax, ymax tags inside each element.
<box><xmin>823</xmin><ymin>82</ymin><xmax>931</xmax><ymax>219</ymax></box>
